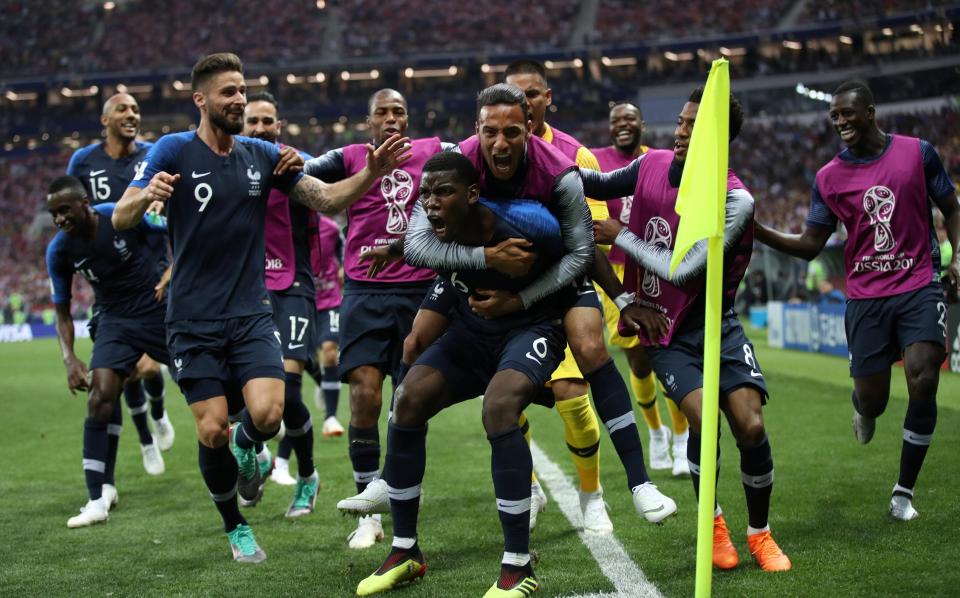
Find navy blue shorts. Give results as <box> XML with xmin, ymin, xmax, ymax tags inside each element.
<box><xmin>339</xmin><ymin>291</ymin><xmax>423</xmax><ymax>382</ymax></box>
<box><xmin>167</xmin><ymin>312</ymin><xmax>285</xmax><ymax>404</ymax></box>
<box><xmin>846</xmin><ymin>282</ymin><xmax>948</xmax><ymax>377</ymax></box>
<box><xmin>419</xmin><ymin>278</ymin><xmax>456</xmax><ymax>316</ymax></box>
<box><xmin>647</xmin><ymin>315</ymin><xmax>768</xmax><ymax>405</ymax></box>
<box><xmin>567</xmin><ymin>275</ymin><xmax>602</xmax><ymax>311</ymax></box>
<box><xmin>415</xmin><ymin>317</ymin><xmax>566</xmax><ymax>403</ymax></box>
<box><xmin>315</xmin><ymin>308</ymin><xmax>341</xmax><ymax>346</ymax></box>
<box><xmin>89</xmin><ymin>310</ymin><xmax>169</xmax><ymax>376</ymax></box>
<box><xmin>270</xmin><ymin>290</ymin><xmax>315</xmax><ymax>363</ymax></box>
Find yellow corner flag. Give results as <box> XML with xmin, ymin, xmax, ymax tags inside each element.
<box><xmin>671</xmin><ymin>58</ymin><xmax>730</xmax><ymax>598</ymax></box>
<box><xmin>670</xmin><ymin>58</ymin><xmax>730</xmax><ymax>275</ymax></box>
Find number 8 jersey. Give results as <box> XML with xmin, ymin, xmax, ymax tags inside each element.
<box><xmin>128</xmin><ymin>131</ymin><xmax>302</xmax><ymax>323</ymax></box>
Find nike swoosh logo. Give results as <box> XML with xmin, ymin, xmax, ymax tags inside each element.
<box><xmin>577</xmin><ymin>289</ymin><xmax>594</xmax><ymax>296</ymax></box>
<box><xmin>288</xmin><ymin>343</ymin><xmax>304</xmax><ymax>350</ymax></box>
<box><xmin>751</xmin><ymin>371</ymin><xmax>763</xmax><ymax>378</ymax></box>
<box><xmin>73</xmin><ymin>259</ymin><xmax>87</xmax><ymax>268</ymax></box>
<box><xmin>192</xmin><ymin>171</ymin><xmax>211</xmax><ymax>178</ymax></box>
<box><xmin>89</xmin><ymin>169</ymin><xmax>106</xmax><ymax>176</ymax></box>
<box><xmin>643</xmin><ymin>504</ymin><xmax>665</xmax><ymax>514</ymax></box>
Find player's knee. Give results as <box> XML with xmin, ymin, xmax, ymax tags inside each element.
<box><xmin>349</xmin><ymin>383</ymin><xmax>382</xmax><ymax>423</ymax></box>
<box><xmin>571</xmin><ymin>336</ymin><xmax>609</xmax><ymax>373</ymax></box>
<box><xmin>734</xmin><ymin>417</ymin><xmax>766</xmax><ymax>447</ymax></box>
<box><xmin>905</xmin><ymin>363</ymin><xmax>939</xmax><ymax>401</ymax></box>
<box><xmin>137</xmin><ymin>359</ymin><xmax>161</xmax><ymax>379</ymax></box>
<box><xmin>197</xmin><ymin>418</ymin><xmax>229</xmax><ymax>447</ymax></box>
<box><xmin>482</xmin><ymin>393</ymin><xmax>526</xmax><ymax>434</ymax></box>
<box><xmin>391</xmin><ymin>383</ymin><xmax>427</xmax><ymax>427</ymax></box>
<box><xmin>321</xmin><ymin>345</ymin><xmax>338</xmax><ymax>368</ymax></box>
<box><xmin>856</xmin><ymin>390</ymin><xmax>889</xmax><ymax>418</ymax></box>
<box><xmin>402</xmin><ymin>333</ymin><xmax>427</xmax><ymax>365</ymax></box>
<box><xmin>248</xmin><ymin>401</ymin><xmax>283</xmax><ymax>434</ymax></box>
<box><xmin>87</xmin><ymin>392</ymin><xmax>115</xmax><ymax>423</ymax></box>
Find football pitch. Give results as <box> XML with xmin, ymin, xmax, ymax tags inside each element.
<box><xmin>2</xmin><ymin>327</ymin><xmax>959</xmax><ymax>597</ymax></box>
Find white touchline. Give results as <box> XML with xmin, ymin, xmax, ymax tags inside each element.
<box><xmin>530</xmin><ymin>440</ymin><xmax>664</xmax><ymax>598</ymax></box>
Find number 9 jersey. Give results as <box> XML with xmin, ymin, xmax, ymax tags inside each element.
<box><xmin>127</xmin><ymin>131</ymin><xmax>303</xmax><ymax>323</ymax></box>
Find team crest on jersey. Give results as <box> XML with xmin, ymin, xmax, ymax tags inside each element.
<box><xmin>381</xmin><ymin>169</ymin><xmax>413</xmax><ymax>234</ymax></box>
<box><xmin>862</xmin><ymin>185</ymin><xmax>895</xmax><ymax>253</ymax></box>
<box><xmin>133</xmin><ymin>161</ymin><xmax>148</xmax><ymax>181</ymax></box>
<box><xmin>113</xmin><ymin>236</ymin><xmax>132</xmax><ymax>261</ymax></box>
<box><xmin>247</xmin><ymin>165</ymin><xmax>262</xmax><ymax>197</ymax></box>
<box><xmin>642</xmin><ymin>217</ymin><xmax>672</xmax><ymax>297</ymax></box>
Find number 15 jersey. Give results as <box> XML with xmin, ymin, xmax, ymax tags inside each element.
<box><xmin>128</xmin><ymin>131</ymin><xmax>303</xmax><ymax>323</ymax></box>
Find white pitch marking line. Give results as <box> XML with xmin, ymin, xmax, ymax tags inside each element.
<box><xmin>530</xmin><ymin>440</ymin><xmax>664</xmax><ymax>598</ymax></box>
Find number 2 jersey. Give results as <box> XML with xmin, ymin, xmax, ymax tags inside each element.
<box><xmin>128</xmin><ymin>131</ymin><xmax>303</xmax><ymax>322</ymax></box>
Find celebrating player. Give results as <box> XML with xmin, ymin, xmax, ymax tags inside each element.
<box><xmin>357</xmin><ymin>152</ymin><xmax>568</xmax><ymax>597</ymax></box>
<box><xmin>755</xmin><ymin>80</ymin><xmax>960</xmax><ymax>521</ymax></box>
<box><xmin>67</xmin><ymin>92</ymin><xmax>174</xmax><ymax>470</ymax></box>
<box><xmin>591</xmin><ymin>102</ymin><xmax>690</xmax><ymax>476</ymax></box>
<box><xmin>112</xmin><ymin>53</ymin><xmax>411</xmax><ymax>562</ymax></box>
<box><xmin>587</xmin><ymin>88</ymin><xmax>792</xmax><ymax>571</ymax></box>
<box><xmin>45</xmin><ymin>176</ymin><xmax>169</xmax><ymax>528</ymax></box>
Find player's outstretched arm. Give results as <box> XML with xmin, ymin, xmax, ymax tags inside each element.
<box><xmin>291</xmin><ymin>134</ymin><xmax>412</xmax><ymax>214</ymax></box>
<box><xmin>754</xmin><ymin>222</ymin><xmax>832</xmax><ymax>262</ymax></box>
<box><xmin>113</xmin><ymin>172</ymin><xmax>180</xmax><ymax>230</ymax></box>
<box><xmin>616</xmin><ymin>188</ymin><xmax>755</xmax><ymax>285</ymax></box>
<box><xmin>579</xmin><ymin>157</ymin><xmax>642</xmax><ymax>200</ymax></box>
<box><xmin>54</xmin><ymin>303</ymin><xmax>88</xmax><ymax>394</ymax></box>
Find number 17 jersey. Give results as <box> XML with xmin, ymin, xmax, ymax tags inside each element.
<box><xmin>128</xmin><ymin>131</ymin><xmax>303</xmax><ymax>323</ymax></box>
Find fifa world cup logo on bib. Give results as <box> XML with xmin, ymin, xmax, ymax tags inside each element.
<box><xmin>642</xmin><ymin>217</ymin><xmax>672</xmax><ymax>297</ymax></box>
<box><xmin>862</xmin><ymin>185</ymin><xmax>896</xmax><ymax>253</ymax></box>
<box><xmin>619</xmin><ymin>195</ymin><xmax>634</xmax><ymax>225</ymax></box>
<box><xmin>381</xmin><ymin>168</ymin><xmax>414</xmax><ymax>234</ymax></box>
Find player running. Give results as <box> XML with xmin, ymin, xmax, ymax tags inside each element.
<box><xmin>45</xmin><ymin>176</ymin><xmax>169</xmax><ymax>528</ymax></box>
<box><xmin>586</xmin><ymin>88</ymin><xmax>792</xmax><ymax>572</ymax></box>
<box><xmin>356</xmin><ymin>152</ymin><xmax>569</xmax><ymax>597</ymax></box>
<box><xmin>67</xmin><ymin>92</ymin><xmax>174</xmax><ymax>469</ymax></box>
<box><xmin>113</xmin><ymin>53</ymin><xmax>410</xmax><ymax>562</ymax></box>
<box><xmin>591</xmin><ymin>101</ymin><xmax>690</xmax><ymax>476</ymax></box>
<box><xmin>755</xmin><ymin>80</ymin><xmax>960</xmax><ymax>521</ymax></box>
<box><xmin>239</xmin><ymin>91</ymin><xmax>319</xmax><ymax>517</ymax></box>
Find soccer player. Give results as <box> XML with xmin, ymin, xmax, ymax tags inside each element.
<box><xmin>591</xmin><ymin>102</ymin><xmax>690</xmax><ymax>476</ymax></box>
<box><xmin>755</xmin><ymin>80</ymin><xmax>960</xmax><ymax>521</ymax></box>
<box><xmin>112</xmin><ymin>53</ymin><xmax>411</xmax><ymax>562</ymax></box>
<box><xmin>402</xmin><ymin>84</ymin><xmax>675</xmax><ymax>526</ymax></box>
<box><xmin>356</xmin><ymin>152</ymin><xmax>569</xmax><ymax>597</ymax></box>
<box><xmin>240</xmin><ymin>91</ymin><xmax>319</xmax><ymax>517</ymax></box>
<box><xmin>67</xmin><ymin>92</ymin><xmax>174</xmax><ymax>468</ymax></box>
<box><xmin>304</xmin><ymin>89</ymin><xmax>446</xmax><ymax>549</ymax></box>
<box><xmin>45</xmin><ymin>176</ymin><xmax>169</xmax><ymax>528</ymax></box>
<box><xmin>587</xmin><ymin>88</ymin><xmax>792</xmax><ymax>572</ymax></box>
<box><xmin>504</xmin><ymin>59</ymin><xmax>611</xmax><ymax>531</ymax></box>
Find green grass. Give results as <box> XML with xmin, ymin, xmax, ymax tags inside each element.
<box><xmin>1</xmin><ymin>331</ymin><xmax>959</xmax><ymax>596</ymax></box>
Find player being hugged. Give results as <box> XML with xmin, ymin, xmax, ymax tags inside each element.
<box><xmin>356</xmin><ymin>152</ymin><xmax>570</xmax><ymax>598</ymax></box>
<box><xmin>45</xmin><ymin>177</ymin><xmax>170</xmax><ymax>528</ymax></box>
<box><xmin>112</xmin><ymin>52</ymin><xmax>410</xmax><ymax>563</ymax></box>
<box><xmin>755</xmin><ymin>80</ymin><xmax>960</xmax><ymax>521</ymax></box>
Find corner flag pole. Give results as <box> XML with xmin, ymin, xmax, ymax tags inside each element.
<box><xmin>668</xmin><ymin>58</ymin><xmax>731</xmax><ymax>598</ymax></box>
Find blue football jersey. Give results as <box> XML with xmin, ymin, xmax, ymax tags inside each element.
<box><xmin>46</xmin><ymin>203</ymin><xmax>166</xmax><ymax>317</ymax></box>
<box><xmin>441</xmin><ymin>198</ymin><xmax>566</xmax><ymax>335</ymax></box>
<box><xmin>128</xmin><ymin>132</ymin><xmax>303</xmax><ymax>322</ymax></box>
<box><xmin>67</xmin><ymin>141</ymin><xmax>152</xmax><ymax>205</ymax></box>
